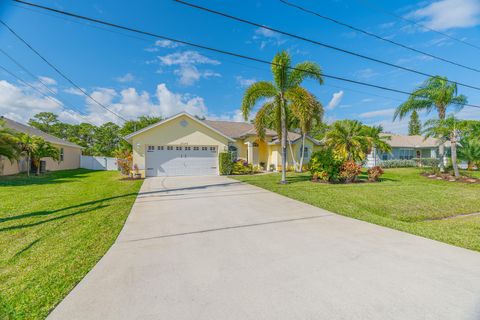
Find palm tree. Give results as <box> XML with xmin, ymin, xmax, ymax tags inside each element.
<box><xmin>394</xmin><ymin>76</ymin><xmax>468</xmax><ymax>171</ymax></box>
<box><xmin>362</xmin><ymin>125</ymin><xmax>392</xmax><ymax>163</ymax></box>
<box><xmin>289</xmin><ymin>87</ymin><xmax>324</xmax><ymax>171</ymax></box>
<box><xmin>242</xmin><ymin>51</ymin><xmax>323</xmax><ymax>183</ymax></box>
<box><xmin>17</xmin><ymin>133</ymin><xmax>37</xmax><ymax>177</ymax></box>
<box><xmin>325</xmin><ymin>120</ymin><xmax>367</xmax><ymax>161</ymax></box>
<box><xmin>423</xmin><ymin>115</ymin><xmax>463</xmax><ymax>178</ymax></box>
<box><xmin>458</xmin><ymin>138</ymin><xmax>480</xmax><ymax>170</ymax></box>
<box><xmin>0</xmin><ymin>119</ymin><xmax>19</xmax><ymax>162</ymax></box>
<box><xmin>30</xmin><ymin>137</ymin><xmax>60</xmax><ymax>175</ymax></box>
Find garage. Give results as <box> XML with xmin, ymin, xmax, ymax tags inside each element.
<box><xmin>145</xmin><ymin>145</ymin><xmax>218</xmax><ymax>176</ymax></box>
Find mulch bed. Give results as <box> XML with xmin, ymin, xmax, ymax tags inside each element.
<box><xmin>421</xmin><ymin>173</ymin><xmax>480</xmax><ymax>184</ymax></box>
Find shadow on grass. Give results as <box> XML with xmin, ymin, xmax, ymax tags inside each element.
<box><xmin>0</xmin><ymin>193</ymin><xmax>138</xmax><ymax>224</ymax></box>
<box><xmin>0</xmin><ymin>204</ymin><xmax>109</xmax><ymax>232</ymax></box>
<box><xmin>0</xmin><ymin>169</ymin><xmax>95</xmax><ymax>187</ymax></box>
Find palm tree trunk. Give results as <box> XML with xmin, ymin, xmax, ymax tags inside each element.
<box><xmin>280</xmin><ymin>98</ymin><xmax>287</xmax><ymax>184</ymax></box>
<box><xmin>26</xmin><ymin>154</ymin><xmax>30</xmax><ymax>177</ymax></box>
<box><xmin>287</xmin><ymin>138</ymin><xmax>297</xmax><ymax>172</ymax></box>
<box><xmin>451</xmin><ymin>131</ymin><xmax>460</xmax><ymax>178</ymax></box>
<box><xmin>299</xmin><ymin>133</ymin><xmax>306</xmax><ymax>172</ymax></box>
<box><xmin>439</xmin><ymin>142</ymin><xmax>445</xmax><ymax>173</ymax></box>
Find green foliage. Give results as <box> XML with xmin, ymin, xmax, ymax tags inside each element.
<box><xmin>339</xmin><ymin>160</ymin><xmax>362</xmax><ymax>183</ymax></box>
<box><xmin>458</xmin><ymin>137</ymin><xmax>480</xmax><ymax>170</ymax></box>
<box><xmin>408</xmin><ymin>110</ymin><xmax>421</xmax><ymax>135</ymax></box>
<box><xmin>308</xmin><ymin>148</ymin><xmax>343</xmax><ymax>182</ymax></box>
<box><xmin>367</xmin><ymin>166</ymin><xmax>384</xmax><ymax>182</ymax></box>
<box><xmin>380</xmin><ymin>159</ymin><xmax>416</xmax><ymax>168</ymax></box>
<box><xmin>231</xmin><ymin>160</ymin><xmax>254</xmax><ymax>175</ymax></box>
<box><xmin>114</xmin><ymin>149</ymin><xmax>133</xmax><ymax>176</ymax></box>
<box><xmin>394</xmin><ymin>76</ymin><xmax>468</xmax><ymax>121</ymax></box>
<box><xmin>218</xmin><ymin>152</ymin><xmax>233</xmax><ymax>175</ymax></box>
<box><xmin>0</xmin><ymin>119</ymin><xmax>19</xmax><ymax>162</ymax></box>
<box><xmin>412</xmin><ymin>158</ymin><xmax>440</xmax><ymax>168</ymax></box>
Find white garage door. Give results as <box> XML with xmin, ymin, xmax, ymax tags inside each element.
<box><xmin>145</xmin><ymin>145</ymin><xmax>218</xmax><ymax>177</ymax></box>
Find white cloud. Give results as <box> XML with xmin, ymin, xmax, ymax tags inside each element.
<box><xmin>115</xmin><ymin>73</ymin><xmax>135</xmax><ymax>83</ymax></box>
<box><xmin>406</xmin><ymin>0</ymin><xmax>480</xmax><ymax>30</ymax></box>
<box><xmin>235</xmin><ymin>76</ymin><xmax>256</xmax><ymax>87</ymax></box>
<box><xmin>359</xmin><ymin>108</ymin><xmax>396</xmax><ymax>119</ymax></box>
<box><xmin>37</xmin><ymin>76</ymin><xmax>56</xmax><ymax>86</ymax></box>
<box><xmin>0</xmin><ymin>79</ymin><xmax>210</xmax><ymax>126</ymax></box>
<box><xmin>64</xmin><ymin>87</ymin><xmax>84</xmax><ymax>96</ymax></box>
<box><xmin>208</xmin><ymin>109</ymin><xmax>246</xmax><ymax>122</ymax></box>
<box><xmin>354</xmin><ymin>68</ymin><xmax>379</xmax><ymax>80</ymax></box>
<box><xmin>158</xmin><ymin>51</ymin><xmax>221</xmax><ymax>85</ymax></box>
<box><xmin>252</xmin><ymin>27</ymin><xmax>286</xmax><ymax>49</ymax></box>
<box><xmin>327</xmin><ymin>91</ymin><xmax>344</xmax><ymax>110</ymax></box>
<box><xmin>154</xmin><ymin>40</ymin><xmax>179</xmax><ymax>48</ymax></box>
<box><xmin>158</xmin><ymin>51</ymin><xmax>220</xmax><ymax>66</ymax></box>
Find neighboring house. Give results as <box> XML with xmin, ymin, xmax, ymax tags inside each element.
<box><xmin>0</xmin><ymin>116</ymin><xmax>82</xmax><ymax>176</ymax></box>
<box><xmin>124</xmin><ymin>112</ymin><xmax>321</xmax><ymax>177</ymax></box>
<box><xmin>366</xmin><ymin>134</ymin><xmax>451</xmax><ymax>167</ymax></box>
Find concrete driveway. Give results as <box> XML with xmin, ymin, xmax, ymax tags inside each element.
<box><xmin>49</xmin><ymin>176</ymin><xmax>480</xmax><ymax>320</ymax></box>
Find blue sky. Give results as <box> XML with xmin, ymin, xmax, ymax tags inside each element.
<box><xmin>1</xmin><ymin>0</ymin><xmax>479</xmax><ymax>133</ymax></box>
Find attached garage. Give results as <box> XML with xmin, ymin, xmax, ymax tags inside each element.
<box><xmin>124</xmin><ymin>113</ymin><xmax>235</xmax><ymax>177</ymax></box>
<box><xmin>145</xmin><ymin>145</ymin><xmax>218</xmax><ymax>176</ymax></box>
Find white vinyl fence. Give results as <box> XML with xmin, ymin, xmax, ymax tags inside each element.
<box><xmin>80</xmin><ymin>156</ymin><xmax>118</xmax><ymax>171</ymax></box>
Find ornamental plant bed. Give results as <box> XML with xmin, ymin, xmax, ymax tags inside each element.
<box><xmin>421</xmin><ymin>172</ymin><xmax>480</xmax><ymax>184</ymax></box>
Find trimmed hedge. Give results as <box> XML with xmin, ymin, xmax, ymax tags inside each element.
<box><xmin>380</xmin><ymin>159</ymin><xmax>416</xmax><ymax>168</ymax></box>
<box><xmin>219</xmin><ymin>152</ymin><xmax>233</xmax><ymax>175</ymax></box>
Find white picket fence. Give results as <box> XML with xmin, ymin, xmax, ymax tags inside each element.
<box><xmin>80</xmin><ymin>156</ymin><xmax>118</xmax><ymax>171</ymax></box>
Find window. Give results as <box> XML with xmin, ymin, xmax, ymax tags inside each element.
<box><xmin>303</xmin><ymin>147</ymin><xmax>309</xmax><ymax>159</ymax></box>
<box><xmin>147</xmin><ymin>146</ymin><xmax>155</xmax><ymax>152</ymax></box>
<box><xmin>157</xmin><ymin>146</ymin><xmax>164</xmax><ymax>151</ymax></box>
<box><xmin>228</xmin><ymin>145</ymin><xmax>238</xmax><ymax>161</ymax></box>
<box><xmin>210</xmin><ymin>147</ymin><xmax>216</xmax><ymax>151</ymax></box>
<box><xmin>60</xmin><ymin>148</ymin><xmax>64</xmax><ymax>161</ymax></box>
<box><xmin>176</xmin><ymin>146</ymin><xmax>182</xmax><ymax>151</ymax></box>
<box><xmin>167</xmin><ymin>146</ymin><xmax>173</xmax><ymax>151</ymax></box>
<box><xmin>382</xmin><ymin>153</ymin><xmax>388</xmax><ymax>161</ymax></box>
<box><xmin>398</xmin><ymin>149</ymin><xmax>414</xmax><ymax>160</ymax></box>
<box><xmin>201</xmin><ymin>146</ymin><xmax>207</xmax><ymax>151</ymax></box>
<box><xmin>193</xmin><ymin>146</ymin><xmax>199</xmax><ymax>151</ymax></box>
<box><xmin>185</xmin><ymin>146</ymin><xmax>191</xmax><ymax>151</ymax></box>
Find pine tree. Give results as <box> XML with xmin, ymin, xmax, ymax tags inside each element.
<box><xmin>408</xmin><ymin>110</ymin><xmax>421</xmax><ymax>135</ymax></box>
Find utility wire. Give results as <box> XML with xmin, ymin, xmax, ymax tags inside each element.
<box><xmin>279</xmin><ymin>0</ymin><xmax>480</xmax><ymax>73</ymax></box>
<box><xmin>358</xmin><ymin>0</ymin><xmax>480</xmax><ymax>51</ymax></box>
<box><xmin>10</xmin><ymin>0</ymin><xmax>480</xmax><ymax>110</ymax></box>
<box><xmin>0</xmin><ymin>47</ymin><xmax>88</xmax><ymax>116</ymax></box>
<box><xmin>172</xmin><ymin>0</ymin><xmax>480</xmax><ymax>93</ymax></box>
<box><xmin>0</xmin><ymin>19</ymin><xmax>128</xmax><ymax>122</ymax></box>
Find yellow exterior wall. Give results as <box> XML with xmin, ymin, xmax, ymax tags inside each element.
<box><xmin>130</xmin><ymin>114</ymin><xmax>230</xmax><ymax>177</ymax></box>
<box><xmin>269</xmin><ymin>139</ymin><xmax>317</xmax><ymax>171</ymax></box>
<box><xmin>0</xmin><ymin>144</ymin><xmax>81</xmax><ymax>176</ymax></box>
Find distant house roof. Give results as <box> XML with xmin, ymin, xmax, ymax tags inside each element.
<box><xmin>381</xmin><ymin>134</ymin><xmax>448</xmax><ymax>148</ymax></box>
<box><xmin>1</xmin><ymin>116</ymin><xmax>82</xmax><ymax>149</ymax></box>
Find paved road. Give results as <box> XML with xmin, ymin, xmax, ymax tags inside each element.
<box><xmin>48</xmin><ymin>176</ymin><xmax>480</xmax><ymax>320</ymax></box>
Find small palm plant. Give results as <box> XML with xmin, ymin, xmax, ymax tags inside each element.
<box><xmin>242</xmin><ymin>51</ymin><xmax>323</xmax><ymax>183</ymax></box>
<box><xmin>30</xmin><ymin>137</ymin><xmax>60</xmax><ymax>175</ymax></box>
<box><xmin>325</xmin><ymin>120</ymin><xmax>367</xmax><ymax>161</ymax></box>
<box><xmin>0</xmin><ymin>119</ymin><xmax>19</xmax><ymax>162</ymax></box>
<box><xmin>458</xmin><ymin>138</ymin><xmax>480</xmax><ymax>170</ymax></box>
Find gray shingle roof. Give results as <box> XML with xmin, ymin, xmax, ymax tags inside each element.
<box><xmin>203</xmin><ymin>120</ymin><xmax>277</xmax><ymax>138</ymax></box>
<box><xmin>1</xmin><ymin>116</ymin><xmax>82</xmax><ymax>148</ymax></box>
<box><xmin>381</xmin><ymin>134</ymin><xmax>448</xmax><ymax>148</ymax></box>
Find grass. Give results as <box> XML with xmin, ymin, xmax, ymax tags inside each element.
<box><xmin>0</xmin><ymin>169</ymin><xmax>143</xmax><ymax>319</ymax></box>
<box><xmin>233</xmin><ymin>168</ymin><xmax>480</xmax><ymax>252</ymax></box>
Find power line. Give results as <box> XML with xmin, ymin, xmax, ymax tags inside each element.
<box><xmin>279</xmin><ymin>0</ymin><xmax>480</xmax><ymax>73</ymax></box>
<box><xmin>10</xmin><ymin>0</ymin><xmax>480</xmax><ymax>110</ymax></box>
<box><xmin>358</xmin><ymin>0</ymin><xmax>480</xmax><ymax>52</ymax></box>
<box><xmin>173</xmin><ymin>0</ymin><xmax>480</xmax><ymax>93</ymax></box>
<box><xmin>0</xmin><ymin>19</ymin><xmax>129</xmax><ymax>122</ymax></box>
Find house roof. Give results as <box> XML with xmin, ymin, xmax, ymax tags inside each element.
<box><xmin>202</xmin><ymin>119</ymin><xmax>277</xmax><ymax>138</ymax></box>
<box><xmin>124</xmin><ymin>112</ymin><xmax>236</xmax><ymax>142</ymax></box>
<box><xmin>1</xmin><ymin>116</ymin><xmax>82</xmax><ymax>149</ymax></box>
<box><xmin>381</xmin><ymin>134</ymin><xmax>448</xmax><ymax>148</ymax></box>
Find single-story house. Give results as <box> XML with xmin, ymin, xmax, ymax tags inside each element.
<box><xmin>124</xmin><ymin>112</ymin><xmax>321</xmax><ymax>177</ymax></box>
<box><xmin>0</xmin><ymin>116</ymin><xmax>82</xmax><ymax>176</ymax></box>
<box><xmin>366</xmin><ymin>134</ymin><xmax>451</xmax><ymax>167</ymax></box>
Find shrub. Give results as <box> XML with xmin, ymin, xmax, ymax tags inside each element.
<box><xmin>219</xmin><ymin>152</ymin><xmax>233</xmax><ymax>175</ymax></box>
<box><xmin>412</xmin><ymin>158</ymin><xmax>440</xmax><ymax>168</ymax></box>
<box><xmin>231</xmin><ymin>159</ymin><xmax>253</xmax><ymax>175</ymax></box>
<box><xmin>367</xmin><ymin>166</ymin><xmax>384</xmax><ymax>182</ymax></box>
<box><xmin>308</xmin><ymin>148</ymin><xmax>343</xmax><ymax>182</ymax></box>
<box><xmin>339</xmin><ymin>160</ymin><xmax>362</xmax><ymax>183</ymax></box>
<box><xmin>115</xmin><ymin>150</ymin><xmax>133</xmax><ymax>176</ymax></box>
<box><xmin>380</xmin><ymin>159</ymin><xmax>416</xmax><ymax>168</ymax></box>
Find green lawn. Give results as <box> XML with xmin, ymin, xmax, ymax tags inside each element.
<box><xmin>0</xmin><ymin>169</ymin><xmax>143</xmax><ymax>319</ymax></box>
<box><xmin>233</xmin><ymin>168</ymin><xmax>480</xmax><ymax>252</ymax></box>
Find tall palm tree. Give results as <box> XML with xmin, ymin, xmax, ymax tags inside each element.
<box><xmin>242</xmin><ymin>51</ymin><xmax>323</xmax><ymax>183</ymax></box>
<box><xmin>289</xmin><ymin>87</ymin><xmax>324</xmax><ymax>171</ymax></box>
<box><xmin>325</xmin><ymin>120</ymin><xmax>367</xmax><ymax>161</ymax></box>
<box><xmin>394</xmin><ymin>76</ymin><xmax>467</xmax><ymax>171</ymax></box>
